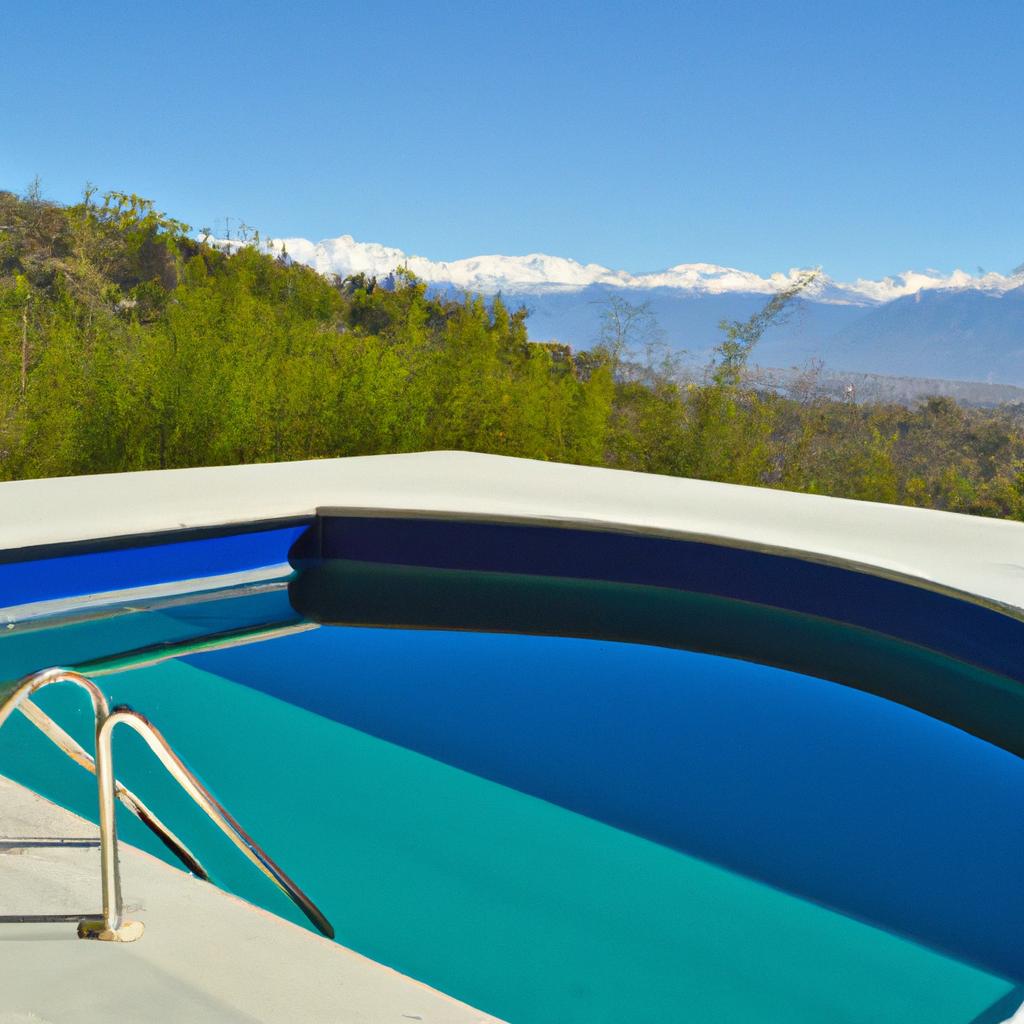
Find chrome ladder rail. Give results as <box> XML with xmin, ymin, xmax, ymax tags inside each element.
<box><xmin>17</xmin><ymin>696</ymin><xmax>208</xmax><ymax>879</ymax></box>
<box><xmin>0</xmin><ymin>667</ymin><xmax>334</xmax><ymax>942</ymax></box>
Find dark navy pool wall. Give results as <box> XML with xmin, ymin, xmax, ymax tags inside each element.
<box><xmin>300</xmin><ymin>514</ymin><xmax>1024</xmax><ymax>687</ymax></box>
<box><xmin>10</xmin><ymin>510</ymin><xmax>1021</xmax><ymax>689</ymax></box>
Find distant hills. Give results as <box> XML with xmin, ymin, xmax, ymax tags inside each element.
<box><xmin>823</xmin><ymin>287</ymin><xmax>1024</xmax><ymax>383</ymax></box>
<box><xmin>755</xmin><ymin>367</ymin><xmax>1024</xmax><ymax>410</ymax></box>
<box><xmin>261</xmin><ymin>233</ymin><xmax>1024</xmax><ymax>387</ymax></box>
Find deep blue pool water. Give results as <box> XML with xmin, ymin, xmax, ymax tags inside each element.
<box><xmin>191</xmin><ymin>621</ymin><xmax>1024</xmax><ymax>983</ymax></box>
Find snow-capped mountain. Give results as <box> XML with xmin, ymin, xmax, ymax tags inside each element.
<box><xmin>234</xmin><ymin>232</ymin><xmax>1024</xmax><ymax>385</ymax></box>
<box><xmin>265</xmin><ymin>232</ymin><xmax>1022</xmax><ymax>306</ymax></box>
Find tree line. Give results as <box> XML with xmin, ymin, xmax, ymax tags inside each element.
<box><xmin>1</xmin><ymin>186</ymin><xmax>1022</xmax><ymax>521</ymax></box>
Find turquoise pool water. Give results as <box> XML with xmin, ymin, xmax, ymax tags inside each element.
<box><xmin>1</xmin><ymin>566</ymin><xmax>1022</xmax><ymax>1023</ymax></box>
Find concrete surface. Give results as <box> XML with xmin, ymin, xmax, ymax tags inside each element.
<box><xmin>1</xmin><ymin>451</ymin><xmax>1022</xmax><ymax>619</ymax></box>
<box><xmin>0</xmin><ymin>774</ymin><xmax>503</xmax><ymax>1024</ymax></box>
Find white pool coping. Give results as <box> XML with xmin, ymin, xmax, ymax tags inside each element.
<box><xmin>1</xmin><ymin>450</ymin><xmax>1022</xmax><ymax>618</ymax></box>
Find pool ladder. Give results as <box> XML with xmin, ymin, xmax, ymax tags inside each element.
<box><xmin>0</xmin><ymin>667</ymin><xmax>334</xmax><ymax>942</ymax></box>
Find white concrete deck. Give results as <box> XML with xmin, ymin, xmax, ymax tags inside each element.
<box><xmin>1</xmin><ymin>451</ymin><xmax>1022</xmax><ymax>618</ymax></box>
<box><xmin>0</xmin><ymin>775</ymin><xmax>502</xmax><ymax>1024</ymax></box>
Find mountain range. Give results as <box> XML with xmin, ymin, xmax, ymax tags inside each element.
<box><xmin>256</xmin><ymin>234</ymin><xmax>1024</xmax><ymax>386</ymax></box>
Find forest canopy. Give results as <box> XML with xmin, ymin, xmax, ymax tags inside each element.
<box><xmin>1</xmin><ymin>186</ymin><xmax>1022</xmax><ymax>521</ymax></box>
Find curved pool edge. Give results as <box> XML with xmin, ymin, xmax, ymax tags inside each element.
<box><xmin>1</xmin><ymin>451</ymin><xmax>1022</xmax><ymax>624</ymax></box>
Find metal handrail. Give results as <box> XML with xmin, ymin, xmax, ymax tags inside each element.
<box><xmin>97</xmin><ymin>706</ymin><xmax>334</xmax><ymax>938</ymax></box>
<box><xmin>0</xmin><ymin>666</ymin><xmax>109</xmax><ymax>737</ymax></box>
<box><xmin>17</xmin><ymin>697</ymin><xmax>207</xmax><ymax>878</ymax></box>
<box><xmin>0</xmin><ymin>667</ymin><xmax>334</xmax><ymax>942</ymax></box>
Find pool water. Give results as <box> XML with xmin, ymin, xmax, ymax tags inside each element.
<box><xmin>1</xmin><ymin>566</ymin><xmax>1022</xmax><ymax>1023</ymax></box>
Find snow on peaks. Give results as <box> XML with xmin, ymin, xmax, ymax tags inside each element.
<box><xmin>270</xmin><ymin>235</ymin><xmax>409</xmax><ymax>280</ymax></box>
<box><xmin>840</xmin><ymin>269</ymin><xmax>1020</xmax><ymax>303</ymax></box>
<box><xmin>245</xmin><ymin>233</ymin><xmax>1023</xmax><ymax>304</ymax></box>
<box><xmin>640</xmin><ymin>264</ymin><xmax>823</xmax><ymax>295</ymax></box>
<box><xmin>259</xmin><ymin>234</ymin><xmax>822</xmax><ymax>296</ymax></box>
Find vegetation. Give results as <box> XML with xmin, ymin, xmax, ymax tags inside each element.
<box><xmin>2</xmin><ymin>186</ymin><xmax>1023</xmax><ymax>521</ymax></box>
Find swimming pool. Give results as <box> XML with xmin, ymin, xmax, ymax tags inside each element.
<box><xmin>2</xmin><ymin>457</ymin><xmax>1023</xmax><ymax>1023</ymax></box>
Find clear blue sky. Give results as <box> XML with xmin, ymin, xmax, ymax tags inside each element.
<box><xmin>3</xmin><ymin>0</ymin><xmax>1021</xmax><ymax>280</ymax></box>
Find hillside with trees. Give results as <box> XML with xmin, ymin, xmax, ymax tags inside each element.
<box><xmin>2</xmin><ymin>186</ymin><xmax>1023</xmax><ymax>521</ymax></box>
